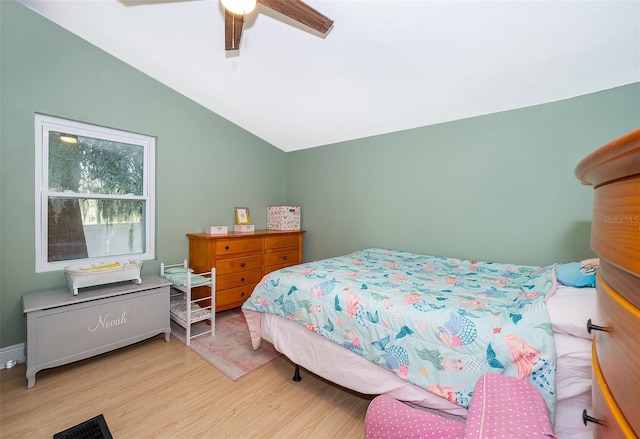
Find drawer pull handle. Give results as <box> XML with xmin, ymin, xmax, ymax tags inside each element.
<box><xmin>587</xmin><ymin>318</ymin><xmax>607</xmax><ymax>334</ymax></box>
<box><xmin>283</xmin><ymin>256</ymin><xmax>288</xmax><ymax>260</ymax></box>
<box><xmin>241</xmin><ymin>277</ymin><xmax>245</xmax><ymax>282</ymax></box>
<box><xmin>582</xmin><ymin>409</ymin><xmax>602</xmax><ymax>426</ymax></box>
<box><xmin>240</xmin><ymin>263</ymin><xmax>246</xmax><ymax>267</ymax></box>
<box><xmin>225</xmin><ymin>245</ymin><xmax>230</xmax><ymax>250</ymax></box>
<box><xmin>241</xmin><ymin>291</ymin><xmax>245</xmax><ymax>296</ymax></box>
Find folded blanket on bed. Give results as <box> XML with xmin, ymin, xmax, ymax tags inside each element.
<box><xmin>242</xmin><ymin>248</ymin><xmax>558</xmax><ymax>419</ymax></box>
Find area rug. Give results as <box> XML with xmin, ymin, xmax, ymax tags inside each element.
<box><xmin>171</xmin><ymin>309</ymin><xmax>281</xmax><ymax>381</ymax></box>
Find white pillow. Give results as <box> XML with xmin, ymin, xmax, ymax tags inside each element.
<box><xmin>546</xmin><ymin>285</ymin><xmax>597</xmax><ymax>339</ymax></box>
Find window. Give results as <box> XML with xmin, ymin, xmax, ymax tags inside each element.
<box><xmin>35</xmin><ymin>114</ymin><xmax>155</xmax><ymax>272</ymax></box>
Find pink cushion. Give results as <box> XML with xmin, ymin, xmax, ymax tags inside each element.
<box><xmin>365</xmin><ymin>395</ymin><xmax>465</xmax><ymax>438</ymax></box>
<box><xmin>365</xmin><ymin>373</ymin><xmax>556</xmax><ymax>438</ymax></box>
<box><xmin>463</xmin><ymin>373</ymin><xmax>556</xmax><ymax>438</ymax></box>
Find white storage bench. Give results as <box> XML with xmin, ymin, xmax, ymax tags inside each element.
<box><xmin>23</xmin><ymin>275</ymin><xmax>171</xmax><ymax>389</ymax></box>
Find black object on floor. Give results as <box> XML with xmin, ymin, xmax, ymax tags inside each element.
<box><xmin>53</xmin><ymin>414</ymin><xmax>113</xmax><ymax>439</ymax></box>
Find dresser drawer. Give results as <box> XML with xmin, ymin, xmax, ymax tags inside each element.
<box><xmin>217</xmin><ymin>268</ymin><xmax>262</xmax><ymax>290</ymax></box>
<box><xmin>264</xmin><ymin>249</ymin><xmax>300</xmax><ymax>268</ymax></box>
<box><xmin>216</xmin><ymin>285</ymin><xmax>254</xmax><ymax>310</ymax></box>
<box><xmin>215</xmin><ymin>238</ymin><xmax>262</xmax><ymax>255</ymax></box>
<box><xmin>591</xmin><ymin>177</ymin><xmax>640</xmax><ymax>277</ymax></box>
<box><xmin>594</xmin><ymin>273</ymin><xmax>640</xmax><ymax>434</ymax></box>
<box><xmin>592</xmin><ymin>348</ymin><xmax>636</xmax><ymax>438</ymax></box>
<box><xmin>215</xmin><ymin>255</ymin><xmax>262</xmax><ymax>275</ymax></box>
<box><xmin>264</xmin><ymin>234</ymin><xmax>300</xmax><ymax>252</ymax></box>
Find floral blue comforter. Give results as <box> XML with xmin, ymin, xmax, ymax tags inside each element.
<box><xmin>242</xmin><ymin>248</ymin><xmax>558</xmax><ymax>417</ymax></box>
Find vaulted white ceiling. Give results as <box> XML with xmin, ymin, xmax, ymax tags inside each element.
<box><xmin>18</xmin><ymin>0</ymin><xmax>640</xmax><ymax>152</ymax></box>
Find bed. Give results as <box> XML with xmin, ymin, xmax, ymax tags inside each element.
<box><xmin>242</xmin><ymin>248</ymin><xmax>595</xmax><ymax>439</ymax></box>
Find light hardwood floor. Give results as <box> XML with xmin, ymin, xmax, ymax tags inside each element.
<box><xmin>0</xmin><ymin>335</ymin><xmax>371</xmax><ymax>438</ymax></box>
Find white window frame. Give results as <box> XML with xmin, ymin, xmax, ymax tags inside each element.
<box><xmin>35</xmin><ymin>114</ymin><xmax>156</xmax><ymax>273</ymax></box>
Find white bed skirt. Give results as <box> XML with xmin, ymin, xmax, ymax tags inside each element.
<box><xmin>243</xmin><ymin>309</ymin><xmax>593</xmax><ymax>439</ymax></box>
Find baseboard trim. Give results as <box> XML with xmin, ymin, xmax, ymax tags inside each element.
<box><xmin>1</xmin><ymin>343</ymin><xmax>25</xmax><ymax>369</ymax></box>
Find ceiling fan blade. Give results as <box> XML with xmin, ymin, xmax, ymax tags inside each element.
<box><xmin>225</xmin><ymin>9</ymin><xmax>244</xmax><ymax>50</ymax></box>
<box><xmin>258</xmin><ymin>0</ymin><xmax>333</xmax><ymax>34</ymax></box>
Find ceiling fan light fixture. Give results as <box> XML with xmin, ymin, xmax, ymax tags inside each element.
<box><xmin>221</xmin><ymin>0</ymin><xmax>256</xmax><ymax>15</ymax></box>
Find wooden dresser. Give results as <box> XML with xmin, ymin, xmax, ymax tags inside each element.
<box><xmin>575</xmin><ymin>127</ymin><xmax>640</xmax><ymax>438</ymax></box>
<box><xmin>187</xmin><ymin>230</ymin><xmax>305</xmax><ymax>312</ymax></box>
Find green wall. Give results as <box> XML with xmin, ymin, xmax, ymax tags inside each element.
<box><xmin>0</xmin><ymin>1</ymin><xmax>286</xmax><ymax>347</ymax></box>
<box><xmin>287</xmin><ymin>83</ymin><xmax>640</xmax><ymax>265</ymax></box>
<box><xmin>1</xmin><ymin>0</ymin><xmax>639</xmax><ymax>350</ymax></box>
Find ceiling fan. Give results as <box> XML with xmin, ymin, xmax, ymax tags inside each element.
<box><xmin>222</xmin><ymin>0</ymin><xmax>334</xmax><ymax>51</ymax></box>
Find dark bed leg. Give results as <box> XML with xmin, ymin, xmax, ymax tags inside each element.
<box><xmin>292</xmin><ymin>364</ymin><xmax>301</xmax><ymax>382</ymax></box>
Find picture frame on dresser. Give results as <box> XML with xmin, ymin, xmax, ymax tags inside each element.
<box><xmin>235</xmin><ymin>207</ymin><xmax>251</xmax><ymax>225</ymax></box>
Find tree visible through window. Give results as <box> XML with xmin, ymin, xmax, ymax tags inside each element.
<box><xmin>35</xmin><ymin>114</ymin><xmax>155</xmax><ymax>272</ymax></box>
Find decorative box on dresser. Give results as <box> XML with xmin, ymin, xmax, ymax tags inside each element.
<box><xmin>187</xmin><ymin>230</ymin><xmax>305</xmax><ymax>312</ymax></box>
<box><xmin>575</xmin><ymin>127</ymin><xmax>640</xmax><ymax>438</ymax></box>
